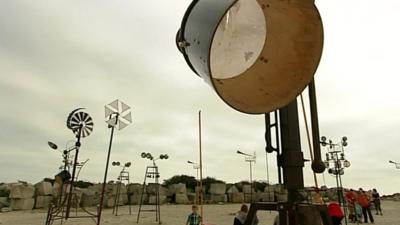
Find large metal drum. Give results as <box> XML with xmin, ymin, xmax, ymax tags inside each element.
<box><xmin>177</xmin><ymin>0</ymin><xmax>323</xmax><ymax>114</ymax></box>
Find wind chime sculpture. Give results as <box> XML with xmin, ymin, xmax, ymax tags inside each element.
<box><xmin>176</xmin><ymin>0</ymin><xmax>333</xmax><ymax>224</ymax></box>
<box><xmin>97</xmin><ymin>99</ymin><xmax>132</xmax><ymax>225</ymax></box>
<box><xmin>111</xmin><ymin>161</ymin><xmax>132</xmax><ymax>216</ymax></box>
<box><xmin>137</xmin><ymin>152</ymin><xmax>168</xmax><ymax>224</ymax></box>
<box><xmin>45</xmin><ymin>108</ymin><xmax>97</xmax><ymax>225</ymax></box>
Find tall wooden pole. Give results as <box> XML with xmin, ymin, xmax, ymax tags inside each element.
<box><xmin>198</xmin><ymin>110</ymin><xmax>203</xmax><ymax>224</ymax></box>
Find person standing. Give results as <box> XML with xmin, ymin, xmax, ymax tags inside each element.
<box><xmin>372</xmin><ymin>188</ymin><xmax>383</xmax><ymax>215</ymax></box>
<box><xmin>358</xmin><ymin>189</ymin><xmax>374</xmax><ymax>223</ymax></box>
<box><xmin>186</xmin><ymin>205</ymin><xmax>202</xmax><ymax>225</ymax></box>
<box><xmin>327</xmin><ymin>201</ymin><xmax>344</xmax><ymax>225</ymax></box>
<box><xmin>345</xmin><ymin>189</ymin><xmax>357</xmax><ymax>222</ymax></box>
<box><xmin>233</xmin><ymin>204</ymin><xmax>259</xmax><ymax>225</ymax></box>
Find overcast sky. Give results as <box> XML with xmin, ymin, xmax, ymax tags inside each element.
<box><xmin>0</xmin><ymin>0</ymin><xmax>399</xmax><ymax>195</ymax></box>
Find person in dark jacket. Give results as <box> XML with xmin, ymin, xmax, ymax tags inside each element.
<box><xmin>372</xmin><ymin>188</ymin><xmax>383</xmax><ymax>215</ymax></box>
<box><xmin>233</xmin><ymin>204</ymin><xmax>258</xmax><ymax>225</ymax></box>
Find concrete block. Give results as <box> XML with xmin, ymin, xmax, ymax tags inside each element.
<box><xmin>111</xmin><ymin>183</ymin><xmax>127</xmax><ymax>195</ymax></box>
<box><xmin>242</xmin><ymin>185</ymin><xmax>255</xmax><ymax>194</ymax></box>
<box><xmin>229</xmin><ymin>193</ymin><xmax>244</xmax><ymax>203</ymax></box>
<box><xmin>175</xmin><ymin>193</ymin><xmax>189</xmax><ymax>204</ymax></box>
<box><xmin>35</xmin><ymin>181</ymin><xmax>53</xmax><ymax>196</ymax></box>
<box><xmin>168</xmin><ymin>183</ymin><xmax>186</xmax><ymax>196</ymax></box>
<box><xmin>148</xmin><ymin>195</ymin><xmax>167</xmax><ymax>204</ymax></box>
<box><xmin>0</xmin><ymin>197</ymin><xmax>9</xmax><ymax>208</ymax></box>
<box><xmin>146</xmin><ymin>183</ymin><xmax>160</xmax><ymax>195</ymax></box>
<box><xmin>129</xmin><ymin>193</ymin><xmax>148</xmax><ymax>205</ymax></box>
<box><xmin>210</xmin><ymin>194</ymin><xmax>227</xmax><ymax>203</ymax></box>
<box><xmin>257</xmin><ymin>192</ymin><xmax>274</xmax><ymax>202</ymax></box>
<box><xmin>11</xmin><ymin>198</ymin><xmax>35</xmax><ymax>210</ymax></box>
<box><xmin>9</xmin><ymin>183</ymin><xmax>35</xmax><ymax>199</ymax></box>
<box><xmin>159</xmin><ymin>186</ymin><xmax>168</xmax><ymax>196</ymax></box>
<box><xmin>80</xmin><ymin>189</ymin><xmax>100</xmax><ymax>207</ymax></box>
<box><xmin>187</xmin><ymin>193</ymin><xmax>197</xmax><ymax>204</ymax></box>
<box><xmin>209</xmin><ymin>183</ymin><xmax>226</xmax><ymax>195</ymax></box>
<box><xmin>127</xmin><ymin>184</ymin><xmax>144</xmax><ymax>195</ymax></box>
<box><xmin>227</xmin><ymin>185</ymin><xmax>239</xmax><ymax>193</ymax></box>
<box><xmin>275</xmin><ymin>193</ymin><xmax>288</xmax><ymax>202</ymax></box>
<box><xmin>35</xmin><ymin>196</ymin><xmax>53</xmax><ymax>209</ymax></box>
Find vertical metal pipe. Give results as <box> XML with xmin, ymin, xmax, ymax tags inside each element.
<box><xmin>97</xmin><ymin>119</ymin><xmax>117</xmax><ymax>225</ymax></box>
<box><xmin>65</xmin><ymin>125</ymin><xmax>83</xmax><ymax>219</ymax></box>
<box><xmin>198</xmin><ymin>110</ymin><xmax>204</xmax><ymax>221</ymax></box>
<box><xmin>250</xmin><ymin>161</ymin><xmax>253</xmax><ymax>203</ymax></box>
<box><xmin>309</xmin><ymin>79</ymin><xmax>325</xmax><ymax>173</ymax></box>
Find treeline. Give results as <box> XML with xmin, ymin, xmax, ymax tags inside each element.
<box><xmin>162</xmin><ymin>175</ymin><xmax>269</xmax><ymax>193</ymax></box>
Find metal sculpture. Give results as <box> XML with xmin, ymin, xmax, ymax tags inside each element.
<box><xmin>322</xmin><ymin>136</ymin><xmax>350</xmax><ymax>225</ymax></box>
<box><xmin>137</xmin><ymin>152</ymin><xmax>168</xmax><ymax>224</ymax></box>
<box><xmin>45</xmin><ymin>108</ymin><xmax>96</xmax><ymax>225</ymax></box>
<box><xmin>112</xmin><ymin>161</ymin><xmax>132</xmax><ymax>216</ymax></box>
<box><xmin>177</xmin><ymin>0</ymin><xmax>331</xmax><ymax>224</ymax></box>
<box><xmin>97</xmin><ymin>99</ymin><xmax>132</xmax><ymax>225</ymax></box>
<box><xmin>237</xmin><ymin>150</ymin><xmax>256</xmax><ymax>203</ymax></box>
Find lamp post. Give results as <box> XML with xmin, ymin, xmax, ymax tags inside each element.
<box><xmin>187</xmin><ymin>160</ymin><xmax>200</xmax><ymax>204</ymax></box>
<box><xmin>321</xmin><ymin>136</ymin><xmax>350</xmax><ymax>225</ymax></box>
<box><xmin>237</xmin><ymin>150</ymin><xmax>256</xmax><ymax>203</ymax></box>
<box><xmin>187</xmin><ymin>160</ymin><xmax>200</xmax><ymax>181</ymax></box>
<box><xmin>389</xmin><ymin>160</ymin><xmax>400</xmax><ymax>169</ymax></box>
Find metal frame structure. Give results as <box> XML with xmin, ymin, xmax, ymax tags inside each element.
<box><xmin>237</xmin><ymin>150</ymin><xmax>256</xmax><ymax>203</ymax></box>
<box><xmin>112</xmin><ymin>161</ymin><xmax>132</xmax><ymax>216</ymax></box>
<box><xmin>137</xmin><ymin>152</ymin><xmax>168</xmax><ymax>224</ymax></box>
<box><xmin>45</xmin><ymin>109</ymin><xmax>98</xmax><ymax>225</ymax></box>
<box><xmin>321</xmin><ymin>136</ymin><xmax>350</xmax><ymax>225</ymax></box>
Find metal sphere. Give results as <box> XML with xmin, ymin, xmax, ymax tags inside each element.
<box><xmin>343</xmin><ymin>160</ymin><xmax>351</xmax><ymax>168</ymax></box>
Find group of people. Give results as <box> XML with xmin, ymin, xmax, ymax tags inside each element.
<box><xmin>185</xmin><ymin>188</ymin><xmax>383</xmax><ymax>225</ymax></box>
<box><xmin>185</xmin><ymin>204</ymin><xmax>259</xmax><ymax>225</ymax></box>
<box><xmin>345</xmin><ymin>188</ymin><xmax>383</xmax><ymax>223</ymax></box>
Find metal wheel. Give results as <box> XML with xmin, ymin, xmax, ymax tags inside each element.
<box><xmin>66</xmin><ymin>108</ymin><xmax>94</xmax><ymax>138</ymax></box>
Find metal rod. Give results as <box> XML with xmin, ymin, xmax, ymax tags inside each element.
<box><xmin>308</xmin><ymin>79</ymin><xmax>325</xmax><ymax>173</ymax></box>
<box><xmin>300</xmin><ymin>93</ymin><xmax>319</xmax><ymax>189</ymax></box>
<box><xmin>65</xmin><ymin>125</ymin><xmax>83</xmax><ymax>219</ymax></box>
<box><xmin>249</xmin><ymin>161</ymin><xmax>253</xmax><ymax>203</ymax></box>
<box><xmin>274</xmin><ymin>110</ymin><xmax>282</xmax><ymax>184</ymax></box>
<box><xmin>97</xmin><ymin>117</ymin><xmax>118</xmax><ymax>225</ymax></box>
<box><xmin>198</xmin><ymin>110</ymin><xmax>203</xmax><ymax>221</ymax></box>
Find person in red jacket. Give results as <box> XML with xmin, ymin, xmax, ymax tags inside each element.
<box><xmin>358</xmin><ymin>189</ymin><xmax>374</xmax><ymax>223</ymax></box>
<box><xmin>328</xmin><ymin>202</ymin><xmax>344</xmax><ymax>225</ymax></box>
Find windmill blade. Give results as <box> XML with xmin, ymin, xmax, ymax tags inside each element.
<box><xmin>105</xmin><ymin>106</ymin><xmax>114</xmax><ymax>118</ymax></box>
<box><xmin>121</xmin><ymin>101</ymin><xmax>130</xmax><ymax>113</ymax></box>
<box><xmin>106</xmin><ymin>116</ymin><xmax>118</xmax><ymax>127</ymax></box>
<box><xmin>122</xmin><ymin>112</ymin><xmax>132</xmax><ymax>123</ymax></box>
<box><xmin>66</xmin><ymin>109</ymin><xmax>94</xmax><ymax>138</ymax></box>
<box><xmin>108</xmin><ymin>99</ymin><xmax>119</xmax><ymax>112</ymax></box>
<box><xmin>118</xmin><ymin>120</ymin><xmax>128</xmax><ymax>130</ymax></box>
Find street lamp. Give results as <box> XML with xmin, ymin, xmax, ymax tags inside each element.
<box><xmin>187</xmin><ymin>160</ymin><xmax>200</xmax><ymax>181</ymax></box>
<box><xmin>237</xmin><ymin>150</ymin><xmax>256</xmax><ymax>203</ymax></box>
<box><xmin>187</xmin><ymin>160</ymin><xmax>200</xmax><ymax>204</ymax></box>
<box><xmin>389</xmin><ymin>160</ymin><xmax>400</xmax><ymax>169</ymax></box>
<box><xmin>321</xmin><ymin>136</ymin><xmax>350</xmax><ymax>225</ymax></box>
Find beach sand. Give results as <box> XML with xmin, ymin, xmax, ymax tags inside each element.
<box><xmin>0</xmin><ymin>201</ymin><xmax>398</xmax><ymax>225</ymax></box>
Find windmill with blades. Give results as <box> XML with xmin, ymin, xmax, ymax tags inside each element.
<box><xmin>97</xmin><ymin>99</ymin><xmax>133</xmax><ymax>225</ymax></box>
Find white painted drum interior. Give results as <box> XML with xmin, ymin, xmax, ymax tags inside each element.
<box><xmin>210</xmin><ymin>0</ymin><xmax>266</xmax><ymax>79</ymax></box>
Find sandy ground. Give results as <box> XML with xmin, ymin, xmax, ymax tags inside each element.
<box><xmin>0</xmin><ymin>201</ymin><xmax>398</xmax><ymax>225</ymax></box>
